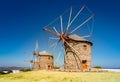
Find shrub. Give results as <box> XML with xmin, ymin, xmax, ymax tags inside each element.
<box><xmin>0</xmin><ymin>70</ymin><xmax>12</xmax><ymax>74</ymax></box>
<box><xmin>0</xmin><ymin>71</ymin><xmax>5</xmax><ymax>74</ymax></box>
<box><xmin>7</xmin><ymin>70</ymin><xmax>12</xmax><ymax>73</ymax></box>
<box><xmin>93</xmin><ymin>66</ymin><xmax>102</xmax><ymax>69</ymax></box>
<box><xmin>53</xmin><ymin>66</ymin><xmax>60</xmax><ymax>69</ymax></box>
<box><xmin>20</xmin><ymin>68</ymin><xmax>31</xmax><ymax>72</ymax></box>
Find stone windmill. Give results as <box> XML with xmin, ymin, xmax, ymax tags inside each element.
<box><xmin>43</xmin><ymin>5</ymin><xmax>94</xmax><ymax>71</ymax></box>
<box><xmin>25</xmin><ymin>40</ymin><xmax>54</xmax><ymax>70</ymax></box>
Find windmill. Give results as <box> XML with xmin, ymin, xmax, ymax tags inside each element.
<box><xmin>25</xmin><ymin>40</ymin><xmax>40</xmax><ymax>70</ymax></box>
<box><xmin>43</xmin><ymin>5</ymin><xmax>94</xmax><ymax>71</ymax></box>
<box><xmin>24</xmin><ymin>60</ymin><xmax>34</xmax><ymax>69</ymax></box>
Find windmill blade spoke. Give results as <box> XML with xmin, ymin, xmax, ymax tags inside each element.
<box><xmin>49</xmin><ymin>37</ymin><xmax>59</xmax><ymax>40</ymax></box>
<box><xmin>24</xmin><ymin>60</ymin><xmax>33</xmax><ymax>69</ymax></box>
<box><xmin>90</xmin><ymin>17</ymin><xmax>94</xmax><ymax>36</ymax></box>
<box><xmin>56</xmin><ymin>52</ymin><xmax>61</xmax><ymax>62</ymax></box>
<box><xmin>60</xmin><ymin>16</ymin><xmax>63</xmax><ymax>34</ymax></box>
<box><xmin>34</xmin><ymin>55</ymin><xmax>38</xmax><ymax>62</ymax></box>
<box><xmin>52</xmin><ymin>39</ymin><xmax>61</xmax><ymax>49</ymax></box>
<box><xmin>30</xmin><ymin>63</ymin><xmax>32</xmax><ymax>69</ymax></box>
<box><xmin>81</xmin><ymin>35</ymin><xmax>91</xmax><ymax>38</ymax></box>
<box><xmin>35</xmin><ymin>40</ymin><xmax>38</xmax><ymax>51</ymax></box>
<box><xmin>86</xmin><ymin>24</ymin><xmax>91</xmax><ymax>34</ymax></box>
<box><xmin>64</xmin><ymin>7</ymin><xmax>72</xmax><ymax>35</ymax></box>
<box><xmin>49</xmin><ymin>42</ymin><xmax>57</xmax><ymax>48</ymax></box>
<box><xmin>56</xmin><ymin>47</ymin><xmax>63</xmax><ymax>63</ymax></box>
<box><xmin>50</xmin><ymin>40</ymin><xmax>61</xmax><ymax>59</ymax></box>
<box><xmin>49</xmin><ymin>41</ymin><xmax>59</xmax><ymax>48</ymax></box>
<box><xmin>66</xmin><ymin>7</ymin><xmax>72</xmax><ymax>31</ymax></box>
<box><xmin>43</xmin><ymin>27</ymin><xmax>60</xmax><ymax>37</ymax></box>
<box><xmin>24</xmin><ymin>52</ymin><xmax>33</xmax><ymax>54</ymax></box>
<box><xmin>32</xmin><ymin>55</ymin><xmax>35</xmax><ymax>62</ymax></box>
<box><xmin>54</xmin><ymin>60</ymin><xmax>59</xmax><ymax>66</ymax></box>
<box><xmin>68</xmin><ymin>5</ymin><xmax>85</xmax><ymax>30</ymax></box>
<box><xmin>53</xmin><ymin>27</ymin><xmax>60</xmax><ymax>35</ymax></box>
<box><xmin>70</xmin><ymin>14</ymin><xmax>94</xmax><ymax>34</ymax></box>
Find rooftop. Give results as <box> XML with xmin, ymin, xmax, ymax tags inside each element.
<box><xmin>68</xmin><ymin>34</ymin><xmax>87</xmax><ymax>41</ymax></box>
<box><xmin>39</xmin><ymin>51</ymin><xmax>53</xmax><ymax>56</ymax></box>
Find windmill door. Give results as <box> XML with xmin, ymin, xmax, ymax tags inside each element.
<box><xmin>82</xmin><ymin>60</ymin><xmax>87</xmax><ymax>70</ymax></box>
<box><xmin>48</xmin><ymin>65</ymin><xmax>51</xmax><ymax>70</ymax></box>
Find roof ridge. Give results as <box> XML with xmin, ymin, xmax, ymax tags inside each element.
<box><xmin>69</xmin><ymin>34</ymin><xmax>86</xmax><ymax>41</ymax></box>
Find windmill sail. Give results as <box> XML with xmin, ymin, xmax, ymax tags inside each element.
<box><xmin>43</xmin><ymin>5</ymin><xmax>94</xmax><ymax>71</ymax></box>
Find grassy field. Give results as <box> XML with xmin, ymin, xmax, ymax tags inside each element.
<box><xmin>0</xmin><ymin>70</ymin><xmax>120</xmax><ymax>82</ymax></box>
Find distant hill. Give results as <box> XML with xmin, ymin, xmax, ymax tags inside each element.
<box><xmin>0</xmin><ymin>66</ymin><xmax>29</xmax><ymax>71</ymax></box>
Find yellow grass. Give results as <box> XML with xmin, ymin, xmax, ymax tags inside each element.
<box><xmin>0</xmin><ymin>70</ymin><xmax>120</xmax><ymax>82</ymax></box>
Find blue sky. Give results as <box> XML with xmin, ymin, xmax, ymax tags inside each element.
<box><xmin>0</xmin><ymin>0</ymin><xmax>120</xmax><ymax>68</ymax></box>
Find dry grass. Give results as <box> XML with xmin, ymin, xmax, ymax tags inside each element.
<box><xmin>0</xmin><ymin>70</ymin><xmax>120</xmax><ymax>82</ymax></box>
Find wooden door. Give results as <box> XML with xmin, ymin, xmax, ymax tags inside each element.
<box><xmin>48</xmin><ymin>65</ymin><xmax>51</xmax><ymax>70</ymax></box>
<box><xmin>82</xmin><ymin>60</ymin><xmax>87</xmax><ymax>70</ymax></box>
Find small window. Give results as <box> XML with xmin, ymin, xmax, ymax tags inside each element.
<box><xmin>83</xmin><ymin>45</ymin><xmax>87</xmax><ymax>47</ymax></box>
<box><xmin>83</xmin><ymin>45</ymin><xmax>87</xmax><ymax>50</ymax></box>
<box><xmin>82</xmin><ymin>60</ymin><xmax>87</xmax><ymax>64</ymax></box>
<box><xmin>48</xmin><ymin>57</ymin><xmax>50</xmax><ymax>60</ymax></box>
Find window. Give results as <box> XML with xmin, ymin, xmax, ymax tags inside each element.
<box><xmin>48</xmin><ymin>57</ymin><xmax>50</xmax><ymax>60</ymax></box>
<box><xmin>83</xmin><ymin>45</ymin><xmax>87</xmax><ymax>50</ymax></box>
<box><xmin>82</xmin><ymin>60</ymin><xmax>87</xmax><ymax>64</ymax></box>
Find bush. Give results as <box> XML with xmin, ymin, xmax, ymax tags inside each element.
<box><xmin>20</xmin><ymin>68</ymin><xmax>31</xmax><ymax>72</ymax></box>
<box><xmin>0</xmin><ymin>70</ymin><xmax>12</xmax><ymax>74</ymax></box>
<box><xmin>93</xmin><ymin>66</ymin><xmax>102</xmax><ymax>69</ymax></box>
<box><xmin>8</xmin><ymin>70</ymin><xmax>12</xmax><ymax>73</ymax></box>
<box><xmin>53</xmin><ymin>66</ymin><xmax>60</xmax><ymax>69</ymax></box>
<box><xmin>0</xmin><ymin>71</ymin><xmax>5</xmax><ymax>74</ymax></box>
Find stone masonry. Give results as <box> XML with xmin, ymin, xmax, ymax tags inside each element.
<box><xmin>64</xmin><ymin>34</ymin><xmax>92</xmax><ymax>71</ymax></box>
<box><xmin>33</xmin><ymin>51</ymin><xmax>54</xmax><ymax>70</ymax></box>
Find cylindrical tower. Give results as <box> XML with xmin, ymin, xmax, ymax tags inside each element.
<box><xmin>39</xmin><ymin>51</ymin><xmax>54</xmax><ymax>70</ymax></box>
<box><xmin>64</xmin><ymin>34</ymin><xmax>92</xmax><ymax>71</ymax></box>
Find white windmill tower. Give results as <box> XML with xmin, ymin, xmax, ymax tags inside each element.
<box><xmin>43</xmin><ymin>5</ymin><xmax>94</xmax><ymax>71</ymax></box>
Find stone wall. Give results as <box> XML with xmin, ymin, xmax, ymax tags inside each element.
<box><xmin>33</xmin><ymin>61</ymin><xmax>40</xmax><ymax>70</ymax></box>
<box><xmin>39</xmin><ymin>55</ymin><xmax>53</xmax><ymax>70</ymax></box>
<box><xmin>33</xmin><ymin>55</ymin><xmax>53</xmax><ymax>70</ymax></box>
<box><xmin>64</xmin><ymin>40</ymin><xmax>92</xmax><ymax>71</ymax></box>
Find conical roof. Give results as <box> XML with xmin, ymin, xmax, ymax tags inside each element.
<box><xmin>68</xmin><ymin>34</ymin><xmax>86</xmax><ymax>41</ymax></box>
<box><xmin>68</xmin><ymin>34</ymin><xmax>93</xmax><ymax>46</ymax></box>
<box><xmin>39</xmin><ymin>51</ymin><xmax>53</xmax><ymax>56</ymax></box>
